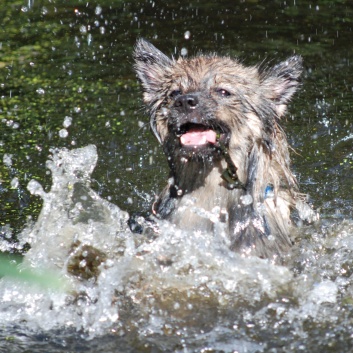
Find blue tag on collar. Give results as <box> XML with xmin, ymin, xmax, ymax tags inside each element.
<box><xmin>265</xmin><ymin>185</ymin><xmax>274</xmax><ymax>198</ymax></box>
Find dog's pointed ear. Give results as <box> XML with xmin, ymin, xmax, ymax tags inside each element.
<box><xmin>133</xmin><ymin>38</ymin><xmax>173</xmax><ymax>103</ymax></box>
<box><xmin>261</xmin><ymin>55</ymin><xmax>303</xmax><ymax>118</ymax></box>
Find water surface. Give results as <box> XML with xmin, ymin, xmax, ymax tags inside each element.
<box><xmin>1</xmin><ymin>1</ymin><xmax>353</xmax><ymax>352</ymax></box>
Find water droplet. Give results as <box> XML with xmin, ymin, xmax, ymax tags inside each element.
<box><xmin>63</xmin><ymin>116</ymin><xmax>72</xmax><ymax>128</ymax></box>
<box><xmin>167</xmin><ymin>177</ymin><xmax>174</xmax><ymax>186</ymax></box>
<box><xmin>87</xmin><ymin>33</ymin><xmax>92</xmax><ymax>45</ymax></box>
<box><xmin>27</xmin><ymin>179</ymin><xmax>44</xmax><ymax>196</ymax></box>
<box><xmin>240</xmin><ymin>194</ymin><xmax>253</xmax><ymax>205</ymax></box>
<box><xmin>181</xmin><ymin>47</ymin><xmax>188</xmax><ymax>56</ymax></box>
<box><xmin>3</xmin><ymin>154</ymin><xmax>12</xmax><ymax>167</ymax></box>
<box><xmin>59</xmin><ymin>129</ymin><xmax>69</xmax><ymax>138</ymax></box>
<box><xmin>161</xmin><ymin>107</ymin><xmax>168</xmax><ymax>116</ymax></box>
<box><xmin>95</xmin><ymin>5</ymin><xmax>102</xmax><ymax>15</ymax></box>
<box><xmin>80</xmin><ymin>25</ymin><xmax>87</xmax><ymax>34</ymax></box>
<box><xmin>0</xmin><ymin>225</ymin><xmax>12</xmax><ymax>240</ymax></box>
<box><xmin>10</xmin><ymin>177</ymin><xmax>19</xmax><ymax>189</ymax></box>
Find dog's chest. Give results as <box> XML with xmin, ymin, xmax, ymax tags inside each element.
<box><xmin>169</xmin><ymin>168</ymin><xmax>241</xmax><ymax>233</ymax></box>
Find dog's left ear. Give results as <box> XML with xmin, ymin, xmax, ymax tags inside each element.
<box><xmin>261</xmin><ymin>55</ymin><xmax>303</xmax><ymax>118</ymax></box>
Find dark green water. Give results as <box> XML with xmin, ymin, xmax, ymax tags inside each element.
<box><xmin>2</xmin><ymin>0</ymin><xmax>353</xmax><ymax>352</ymax></box>
<box><xmin>2</xmin><ymin>0</ymin><xmax>353</xmax><ymax>233</ymax></box>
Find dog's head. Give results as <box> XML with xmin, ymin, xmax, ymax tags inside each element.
<box><xmin>134</xmin><ymin>38</ymin><xmax>302</xmax><ymax>178</ymax></box>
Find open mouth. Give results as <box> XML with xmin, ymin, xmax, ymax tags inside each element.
<box><xmin>177</xmin><ymin>123</ymin><xmax>220</xmax><ymax>147</ymax></box>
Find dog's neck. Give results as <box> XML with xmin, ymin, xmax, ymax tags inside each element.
<box><xmin>167</xmin><ymin>154</ymin><xmax>225</xmax><ymax>195</ymax></box>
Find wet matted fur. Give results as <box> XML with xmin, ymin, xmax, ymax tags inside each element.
<box><xmin>133</xmin><ymin>38</ymin><xmax>316</xmax><ymax>259</ymax></box>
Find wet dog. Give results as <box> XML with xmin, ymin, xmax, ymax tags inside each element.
<box><xmin>133</xmin><ymin>39</ymin><xmax>316</xmax><ymax>259</ymax></box>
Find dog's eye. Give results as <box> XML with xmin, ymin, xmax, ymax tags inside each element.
<box><xmin>215</xmin><ymin>88</ymin><xmax>231</xmax><ymax>97</ymax></box>
<box><xmin>170</xmin><ymin>90</ymin><xmax>182</xmax><ymax>99</ymax></box>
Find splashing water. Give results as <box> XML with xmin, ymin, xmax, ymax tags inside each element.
<box><xmin>1</xmin><ymin>146</ymin><xmax>353</xmax><ymax>351</ymax></box>
<box><xmin>0</xmin><ymin>145</ymin><xmax>132</xmax><ymax>335</ymax></box>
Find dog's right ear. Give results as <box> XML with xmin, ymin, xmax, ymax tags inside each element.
<box><xmin>133</xmin><ymin>38</ymin><xmax>173</xmax><ymax>103</ymax></box>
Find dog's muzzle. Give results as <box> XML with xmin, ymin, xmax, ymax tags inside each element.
<box><xmin>171</xmin><ymin>93</ymin><xmax>219</xmax><ymax>147</ymax></box>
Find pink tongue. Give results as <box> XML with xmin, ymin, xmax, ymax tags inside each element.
<box><xmin>180</xmin><ymin>129</ymin><xmax>217</xmax><ymax>146</ymax></box>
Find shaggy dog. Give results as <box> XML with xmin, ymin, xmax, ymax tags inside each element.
<box><xmin>133</xmin><ymin>39</ymin><xmax>316</xmax><ymax>259</ymax></box>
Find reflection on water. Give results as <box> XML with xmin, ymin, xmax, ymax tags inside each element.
<box><xmin>2</xmin><ymin>0</ymin><xmax>353</xmax><ymax>352</ymax></box>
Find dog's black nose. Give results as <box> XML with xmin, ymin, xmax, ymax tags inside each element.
<box><xmin>174</xmin><ymin>94</ymin><xmax>199</xmax><ymax>113</ymax></box>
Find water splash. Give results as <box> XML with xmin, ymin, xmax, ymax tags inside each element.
<box><xmin>1</xmin><ymin>146</ymin><xmax>353</xmax><ymax>351</ymax></box>
<box><xmin>0</xmin><ymin>145</ymin><xmax>131</xmax><ymax>334</ymax></box>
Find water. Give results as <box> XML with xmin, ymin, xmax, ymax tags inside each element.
<box><xmin>2</xmin><ymin>0</ymin><xmax>353</xmax><ymax>352</ymax></box>
<box><xmin>1</xmin><ymin>145</ymin><xmax>350</xmax><ymax>352</ymax></box>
